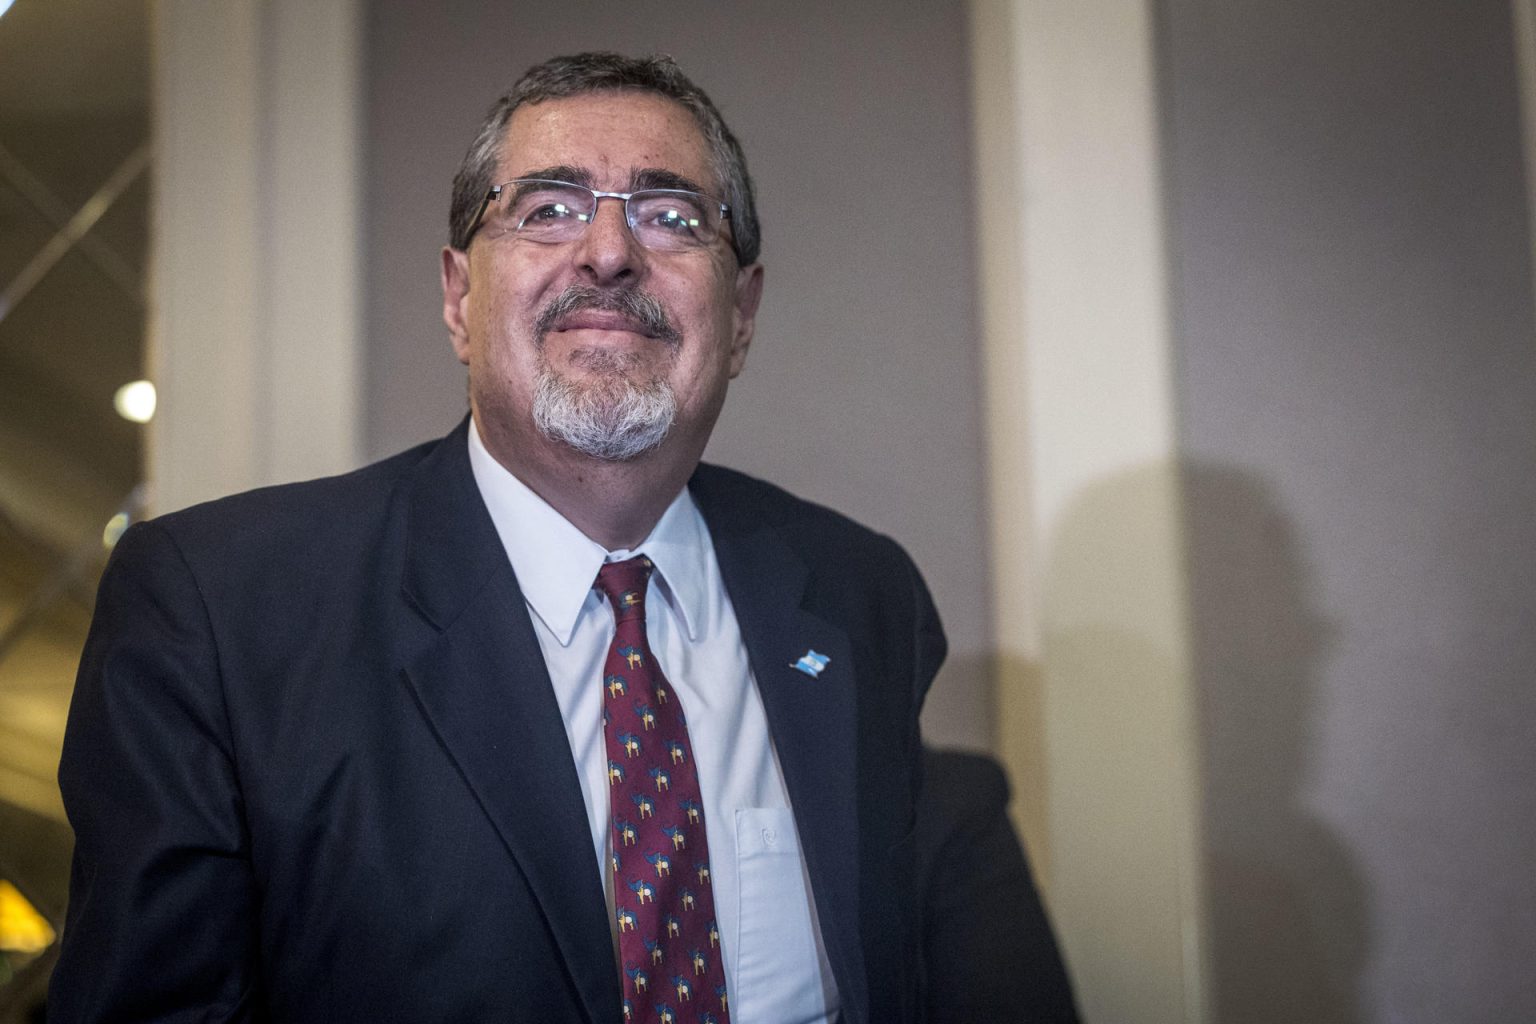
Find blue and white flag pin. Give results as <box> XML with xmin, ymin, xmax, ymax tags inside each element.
<box><xmin>792</xmin><ymin>650</ymin><xmax>831</xmax><ymax>678</ymax></box>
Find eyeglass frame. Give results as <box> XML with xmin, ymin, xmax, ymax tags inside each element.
<box><xmin>461</xmin><ymin>178</ymin><xmax>735</xmax><ymax>256</ymax></box>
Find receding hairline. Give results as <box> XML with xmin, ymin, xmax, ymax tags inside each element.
<box><xmin>485</xmin><ymin>88</ymin><xmax>730</xmax><ymax>195</ymax></box>
<box><xmin>449</xmin><ymin>52</ymin><xmax>762</xmax><ymax>263</ymax></box>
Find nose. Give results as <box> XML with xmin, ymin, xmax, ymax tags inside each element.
<box><xmin>572</xmin><ymin>194</ymin><xmax>642</xmax><ymax>285</ymax></box>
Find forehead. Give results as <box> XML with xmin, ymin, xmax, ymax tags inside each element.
<box><xmin>498</xmin><ymin>91</ymin><xmax>715</xmax><ymax>189</ymax></box>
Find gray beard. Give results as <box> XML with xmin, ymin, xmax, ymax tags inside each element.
<box><xmin>531</xmin><ymin>363</ymin><xmax>676</xmax><ymax>461</ymax></box>
<box><xmin>529</xmin><ymin>285</ymin><xmax>681</xmax><ymax>461</ymax></box>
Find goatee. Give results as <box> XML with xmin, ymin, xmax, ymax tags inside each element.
<box><xmin>531</xmin><ymin>286</ymin><xmax>680</xmax><ymax>461</ymax></box>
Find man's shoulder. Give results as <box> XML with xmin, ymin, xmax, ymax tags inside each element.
<box><xmin>143</xmin><ymin>433</ymin><xmax>447</xmax><ymax>563</ymax></box>
<box><xmin>689</xmin><ymin>461</ymin><xmax>889</xmax><ymax>539</ymax></box>
<box><xmin>689</xmin><ymin>461</ymin><xmax>907</xmax><ymax>563</ymax></box>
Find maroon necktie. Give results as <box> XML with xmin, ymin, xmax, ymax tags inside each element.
<box><xmin>596</xmin><ymin>557</ymin><xmax>732</xmax><ymax>1024</ymax></box>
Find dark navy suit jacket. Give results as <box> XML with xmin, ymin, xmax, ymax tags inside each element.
<box><xmin>49</xmin><ymin>420</ymin><xmax>945</xmax><ymax>1023</ymax></box>
<box><xmin>915</xmin><ymin>750</ymin><xmax>1080</xmax><ymax>1024</ymax></box>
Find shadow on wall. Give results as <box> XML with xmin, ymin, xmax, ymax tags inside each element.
<box><xmin>1181</xmin><ymin>463</ymin><xmax>1368</xmax><ymax>1023</ymax></box>
<box><xmin>1038</xmin><ymin>462</ymin><xmax>1369</xmax><ymax>1021</ymax></box>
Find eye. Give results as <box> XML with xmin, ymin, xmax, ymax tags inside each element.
<box><xmin>631</xmin><ymin>193</ymin><xmax>710</xmax><ymax>239</ymax></box>
<box><xmin>649</xmin><ymin>207</ymin><xmax>699</xmax><ymax>234</ymax></box>
<box><xmin>531</xmin><ymin>199</ymin><xmax>583</xmax><ymax>222</ymax></box>
<box><xmin>518</xmin><ymin>199</ymin><xmax>585</xmax><ymax>226</ymax></box>
<box><xmin>508</xmin><ymin>185</ymin><xmax>591</xmax><ymax>233</ymax></box>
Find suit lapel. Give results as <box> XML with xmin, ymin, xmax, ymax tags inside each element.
<box><xmin>692</xmin><ymin>472</ymin><xmax>871</xmax><ymax>1024</ymax></box>
<box><xmin>399</xmin><ymin>423</ymin><xmax>619</xmax><ymax>1024</ymax></box>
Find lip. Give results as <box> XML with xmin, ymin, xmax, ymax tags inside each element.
<box><xmin>553</xmin><ymin>310</ymin><xmax>654</xmax><ymax>337</ymax></box>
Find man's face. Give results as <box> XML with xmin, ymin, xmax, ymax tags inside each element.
<box><xmin>442</xmin><ymin>91</ymin><xmax>763</xmax><ymax>469</ymax></box>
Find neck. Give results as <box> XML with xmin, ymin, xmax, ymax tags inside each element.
<box><xmin>473</xmin><ymin>413</ymin><xmax>700</xmax><ymax>551</ymax></box>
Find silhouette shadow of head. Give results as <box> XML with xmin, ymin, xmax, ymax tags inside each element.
<box><xmin>1183</xmin><ymin>462</ymin><xmax>1367</xmax><ymax>1024</ymax></box>
<box><xmin>1040</xmin><ymin>461</ymin><xmax>1368</xmax><ymax>1023</ymax></box>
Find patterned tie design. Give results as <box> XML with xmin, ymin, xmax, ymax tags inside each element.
<box><xmin>596</xmin><ymin>557</ymin><xmax>731</xmax><ymax>1024</ymax></box>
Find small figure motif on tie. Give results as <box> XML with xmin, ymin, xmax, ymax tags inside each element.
<box><xmin>635</xmin><ymin>703</ymin><xmax>657</xmax><ymax>731</ymax></box>
<box><xmin>596</xmin><ymin>557</ymin><xmax>732</xmax><ymax>1022</ymax></box>
<box><xmin>662</xmin><ymin>825</ymin><xmax>686</xmax><ymax>851</ymax></box>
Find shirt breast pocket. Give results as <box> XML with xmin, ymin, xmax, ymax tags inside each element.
<box><xmin>733</xmin><ymin>807</ymin><xmax>835</xmax><ymax>1023</ymax></box>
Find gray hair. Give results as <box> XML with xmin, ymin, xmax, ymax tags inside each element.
<box><xmin>448</xmin><ymin>52</ymin><xmax>761</xmax><ymax>266</ymax></box>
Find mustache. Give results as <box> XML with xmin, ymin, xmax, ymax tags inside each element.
<box><xmin>534</xmin><ymin>286</ymin><xmax>681</xmax><ymax>345</ymax></box>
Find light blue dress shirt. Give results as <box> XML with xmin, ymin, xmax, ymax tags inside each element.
<box><xmin>467</xmin><ymin>425</ymin><xmax>839</xmax><ymax>1023</ymax></box>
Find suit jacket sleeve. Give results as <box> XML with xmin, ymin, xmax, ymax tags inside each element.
<box><xmin>49</xmin><ymin>521</ymin><xmax>264</xmax><ymax>1022</ymax></box>
<box><xmin>915</xmin><ymin>751</ymin><xmax>1080</xmax><ymax>1024</ymax></box>
<box><xmin>909</xmin><ymin>546</ymin><xmax>946</xmax><ymax>711</ymax></box>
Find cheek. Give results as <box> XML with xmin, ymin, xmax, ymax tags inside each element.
<box><xmin>467</xmin><ymin>270</ymin><xmax>543</xmax><ymax>366</ymax></box>
<box><xmin>672</xmin><ymin>273</ymin><xmax>739</xmax><ymax>346</ymax></box>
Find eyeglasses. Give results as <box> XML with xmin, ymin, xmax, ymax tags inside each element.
<box><xmin>465</xmin><ymin>179</ymin><xmax>732</xmax><ymax>254</ymax></box>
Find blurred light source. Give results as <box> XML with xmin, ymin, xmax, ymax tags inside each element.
<box><xmin>114</xmin><ymin>379</ymin><xmax>156</xmax><ymax>423</ymax></box>
<box><xmin>103</xmin><ymin>511</ymin><xmax>131</xmax><ymax>549</ymax></box>
<box><xmin>0</xmin><ymin>1</ymin><xmax>15</xmax><ymax>20</ymax></box>
<box><xmin>0</xmin><ymin>880</ymin><xmax>55</xmax><ymax>955</ymax></box>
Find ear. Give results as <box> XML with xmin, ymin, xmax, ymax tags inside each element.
<box><xmin>727</xmin><ymin>262</ymin><xmax>764</xmax><ymax>378</ymax></box>
<box><xmin>441</xmin><ymin>246</ymin><xmax>473</xmax><ymax>365</ymax></box>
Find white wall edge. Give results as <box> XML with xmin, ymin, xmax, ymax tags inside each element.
<box><xmin>969</xmin><ymin>0</ymin><xmax>1208</xmax><ymax>1020</ymax></box>
<box><xmin>151</xmin><ymin>0</ymin><xmax>362</xmax><ymax>514</ymax></box>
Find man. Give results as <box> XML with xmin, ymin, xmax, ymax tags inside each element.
<box><xmin>49</xmin><ymin>53</ymin><xmax>944</xmax><ymax>1023</ymax></box>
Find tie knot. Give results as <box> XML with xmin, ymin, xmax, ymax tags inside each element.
<box><xmin>595</xmin><ymin>556</ymin><xmax>654</xmax><ymax>618</ymax></box>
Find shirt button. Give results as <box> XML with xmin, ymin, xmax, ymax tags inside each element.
<box><xmin>761</xmin><ymin>827</ymin><xmax>778</xmax><ymax>846</ymax></box>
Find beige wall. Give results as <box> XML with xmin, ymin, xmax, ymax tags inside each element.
<box><xmin>1162</xmin><ymin>0</ymin><xmax>1536</xmax><ymax>1020</ymax></box>
<box><xmin>971</xmin><ymin>1</ymin><xmax>1206</xmax><ymax>1020</ymax></box>
<box><xmin>973</xmin><ymin>0</ymin><xmax>1536</xmax><ymax>1020</ymax></box>
<box><xmin>151</xmin><ymin>0</ymin><xmax>362</xmax><ymax>513</ymax></box>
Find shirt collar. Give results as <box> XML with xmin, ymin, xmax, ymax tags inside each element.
<box><xmin>466</xmin><ymin>423</ymin><xmax>709</xmax><ymax>646</ymax></box>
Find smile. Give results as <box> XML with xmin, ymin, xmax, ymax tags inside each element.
<box><xmin>534</xmin><ymin>285</ymin><xmax>682</xmax><ymax>346</ymax></box>
<box><xmin>552</xmin><ymin>310</ymin><xmax>657</xmax><ymax>338</ymax></box>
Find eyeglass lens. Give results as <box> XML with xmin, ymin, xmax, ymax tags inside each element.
<box><xmin>495</xmin><ymin>181</ymin><xmax>723</xmax><ymax>252</ymax></box>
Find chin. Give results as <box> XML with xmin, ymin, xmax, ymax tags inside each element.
<box><xmin>532</xmin><ymin>367</ymin><xmax>677</xmax><ymax>462</ymax></box>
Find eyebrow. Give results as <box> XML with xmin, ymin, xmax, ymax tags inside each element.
<box><xmin>630</xmin><ymin>168</ymin><xmax>711</xmax><ymax>195</ymax></box>
<box><xmin>509</xmin><ymin>165</ymin><xmax>713</xmax><ymax>196</ymax></box>
<box><xmin>514</xmin><ymin>165</ymin><xmax>594</xmax><ymax>188</ymax></box>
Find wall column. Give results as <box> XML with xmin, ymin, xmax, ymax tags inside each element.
<box><xmin>151</xmin><ymin>0</ymin><xmax>362</xmax><ymax>512</ymax></box>
<box><xmin>969</xmin><ymin>1</ymin><xmax>1207</xmax><ymax>1020</ymax></box>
